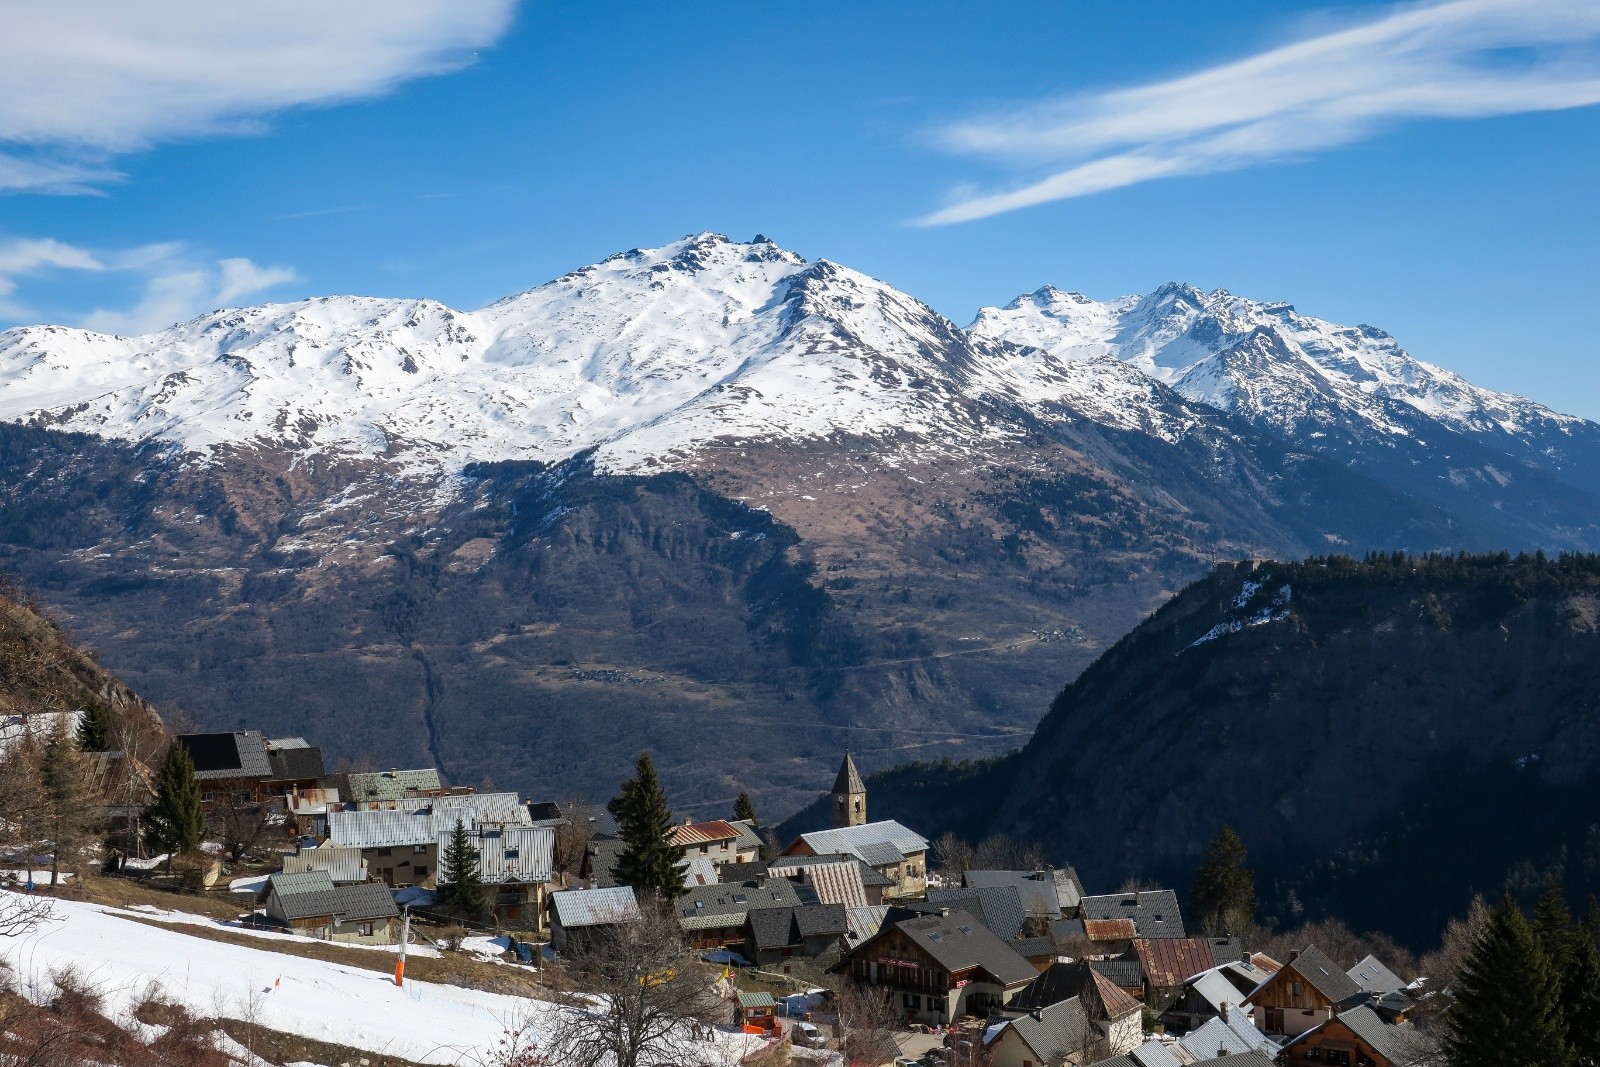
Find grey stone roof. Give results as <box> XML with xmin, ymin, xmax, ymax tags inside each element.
<box><xmin>346</xmin><ymin>768</ymin><xmax>443</xmax><ymax>803</ymax></box>
<box><xmin>266</xmin><ymin>744</ymin><xmax>325</xmax><ymax>782</ymax></box>
<box><xmin>1080</xmin><ymin>889</ymin><xmax>1185</xmax><ymax>939</ymax></box>
<box><xmin>267</xmin><ymin>871</ymin><xmax>397</xmax><ymax>923</ymax></box>
<box><xmin>964</xmin><ymin>870</ymin><xmax>1064</xmax><ymax>918</ymax></box>
<box><xmin>1011</xmin><ymin>935</ymin><xmax>1057</xmax><ymax>959</ymax></box>
<box><xmin>921</xmin><ymin>885</ymin><xmax>1028</xmax><ymax>941</ymax></box>
<box><xmin>1278</xmin><ymin>945</ymin><xmax>1367</xmax><ymax>1006</ymax></box>
<box><xmin>748</xmin><ymin>904</ymin><xmax>847</xmax><ymax>951</ymax></box>
<box><xmin>587</xmin><ymin>837</ymin><xmax>626</xmax><ymax>887</ymax></box>
<box><xmin>729</xmin><ymin>819</ymin><xmax>764</xmax><ymax>853</ymax></box>
<box><xmin>178</xmin><ymin>732</ymin><xmax>272</xmax><ymax>780</ymax></box>
<box><xmin>833</xmin><ymin>753</ymin><xmax>865</xmax><ymax>795</ymax></box>
<box><xmin>892</xmin><ymin>909</ymin><xmax>1036</xmax><ymax>987</ymax></box>
<box><xmin>992</xmin><ymin>996</ymin><xmax>1091</xmax><ymax>1064</ymax></box>
<box><xmin>1329</xmin><ymin>1005</ymin><xmax>1435</xmax><ymax>1066</ymax></box>
<box><xmin>1089</xmin><ymin>957</ymin><xmax>1145</xmax><ymax>988</ymax></box>
<box><xmin>679</xmin><ymin>878</ymin><xmax>804</xmax><ymax>932</ymax></box>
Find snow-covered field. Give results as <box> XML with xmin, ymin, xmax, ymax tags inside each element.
<box><xmin>0</xmin><ymin>895</ymin><xmax>755</xmax><ymax>1065</ymax></box>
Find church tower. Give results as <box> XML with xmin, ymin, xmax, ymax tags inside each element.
<box><xmin>832</xmin><ymin>752</ymin><xmax>866</xmax><ymax>828</ymax></box>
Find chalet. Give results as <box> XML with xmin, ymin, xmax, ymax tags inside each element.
<box><xmin>666</xmin><ymin>819</ymin><xmax>755</xmax><ymax>866</ymax></box>
<box><xmin>780</xmin><ymin>820</ymin><xmax>929</xmax><ymax>899</ymax></box>
<box><xmin>1280</xmin><ymin>1004</ymin><xmax>1435</xmax><ymax>1067</ymax></box>
<box><xmin>1246</xmin><ymin>945</ymin><xmax>1368</xmax><ymax>1038</ymax></box>
<box><xmin>678</xmin><ymin>877</ymin><xmax>806</xmax><ymax>950</ymax></box>
<box><xmin>1179</xmin><ymin>1003</ymin><xmax>1279</xmax><ymax>1060</ymax></box>
<box><xmin>261</xmin><ymin>871</ymin><xmax>398</xmax><ymax>944</ymax></box>
<box><xmin>746</xmin><ymin>903</ymin><xmax>847</xmax><ymax>972</ymax></box>
<box><xmin>1162</xmin><ymin>955</ymin><xmax>1282</xmax><ymax>1034</ymax></box>
<box><xmin>992</xmin><ymin>966</ymin><xmax>1145</xmax><ymax>1062</ymax></box>
<box><xmin>326</xmin><ymin>791</ymin><xmax>532</xmax><ymax>888</ymax></box>
<box><xmin>1347</xmin><ymin>955</ymin><xmax>1407</xmax><ymax>997</ymax></box>
<box><xmin>262</xmin><ymin>737</ymin><xmax>326</xmax><ymax>797</ymax></box>
<box><xmin>549</xmin><ymin>885</ymin><xmax>641</xmax><ymax>954</ymax></box>
<box><xmin>1089</xmin><ymin>1054</ymin><xmax>1274</xmax><ymax>1067</ymax></box>
<box><xmin>836</xmin><ymin>908</ymin><xmax>1038</xmax><ymax>1025</ymax></box>
<box><xmin>177</xmin><ymin>731</ymin><xmax>274</xmax><ymax>805</ymax></box>
<box><xmin>1134</xmin><ymin>936</ymin><xmax>1217</xmax><ymax>1009</ymax></box>
<box><xmin>1079</xmin><ymin>890</ymin><xmax>1186</xmax><ymax>941</ymax></box>
<box><xmin>436</xmin><ymin>823</ymin><xmax>554</xmax><ymax>925</ymax></box>
<box><xmin>985</xmin><ymin>996</ymin><xmax>1098</xmax><ymax>1067</ymax></box>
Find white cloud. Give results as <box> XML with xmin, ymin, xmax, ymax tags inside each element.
<box><xmin>919</xmin><ymin>0</ymin><xmax>1600</xmax><ymax>224</ymax></box>
<box><xmin>0</xmin><ymin>236</ymin><xmax>297</xmax><ymax>334</ymax></box>
<box><xmin>0</xmin><ymin>0</ymin><xmax>519</xmax><ymax>192</ymax></box>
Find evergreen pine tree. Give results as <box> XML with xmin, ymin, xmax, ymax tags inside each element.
<box><xmin>1568</xmin><ymin>898</ymin><xmax>1600</xmax><ymax>1067</ymax></box>
<box><xmin>440</xmin><ymin>818</ymin><xmax>487</xmax><ymax>920</ymax></box>
<box><xmin>38</xmin><ymin>722</ymin><xmax>102</xmax><ymax>886</ymax></box>
<box><xmin>733</xmin><ymin>792</ymin><xmax>758</xmax><ymax>825</ymax></box>
<box><xmin>608</xmin><ymin>752</ymin><xmax>685</xmax><ymax>900</ymax></box>
<box><xmin>145</xmin><ymin>740</ymin><xmax>205</xmax><ymax>860</ymax></box>
<box><xmin>1189</xmin><ymin>825</ymin><xmax>1255</xmax><ymax>936</ymax></box>
<box><xmin>1534</xmin><ymin>877</ymin><xmax>1577</xmax><ymax>1052</ymax></box>
<box><xmin>76</xmin><ymin>699</ymin><xmax>113</xmax><ymax>753</ymax></box>
<box><xmin>1446</xmin><ymin>894</ymin><xmax>1572</xmax><ymax>1067</ymax></box>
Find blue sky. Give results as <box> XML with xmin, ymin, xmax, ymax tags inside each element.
<box><xmin>3</xmin><ymin>0</ymin><xmax>1599</xmax><ymax>415</ymax></box>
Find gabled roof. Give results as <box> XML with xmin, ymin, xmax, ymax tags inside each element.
<box><xmin>1084</xmin><ymin>918</ymin><xmax>1137</xmax><ymax>942</ymax></box>
<box><xmin>1262</xmin><ymin>946</ymin><xmax>1366</xmax><ymax>1007</ymax></box>
<box><xmin>1188</xmin><ymin>967</ymin><xmax>1250</xmax><ymax>1013</ymax></box>
<box><xmin>791</xmin><ymin>821</ymin><xmax>928</xmax><ymax>867</ymax></box>
<box><xmin>737</xmin><ymin>991</ymin><xmax>776</xmax><ymax>1010</ymax></box>
<box><xmin>774</xmin><ymin>859</ymin><xmax>868</xmax><ymax>909</ymax></box>
<box><xmin>667</xmin><ymin>820</ymin><xmax>742</xmax><ymax>848</ymax></box>
<box><xmin>346</xmin><ymin>768</ymin><xmax>443</xmax><ymax>803</ymax></box>
<box><xmin>1086</xmin><ymin>1040</ymin><xmax>1187</xmax><ymax>1067</ymax></box>
<box><xmin>395</xmin><ymin>792</ymin><xmax>532</xmax><ymax>826</ymax></box>
<box><xmin>833</xmin><ymin>753</ymin><xmax>865</xmax><ymax>795</ymax></box>
<box><xmin>1089</xmin><ymin>957</ymin><xmax>1144</xmax><ymax>989</ymax></box>
<box><xmin>1136</xmin><ymin>936</ymin><xmax>1216</xmax><ymax>988</ymax></box>
<box><xmin>963</xmin><ymin>870</ymin><xmax>1065</xmax><ymax>917</ymax></box>
<box><xmin>177</xmin><ymin>731</ymin><xmax>272</xmax><ymax>780</ymax></box>
<box><xmin>680</xmin><ymin>855</ymin><xmax>719</xmax><ymax>887</ymax></box>
<box><xmin>1348</xmin><ymin>954</ymin><xmax>1406</xmax><ymax>996</ymax></box>
<box><xmin>923</xmin><ymin>885</ymin><xmax>1028</xmax><ymax>941</ymax></box>
<box><xmin>990</xmin><ymin>996</ymin><xmax>1092</xmax><ymax>1064</ymax></box>
<box><xmin>266</xmin><ymin>743</ymin><xmax>325</xmax><ymax>782</ymax></box>
<box><xmin>282</xmin><ymin>845</ymin><xmax>367</xmax><ymax>884</ymax></box>
<box><xmin>1012</xmin><ymin>936</ymin><xmax>1057</xmax><ymax>960</ymax></box>
<box><xmin>1080</xmin><ymin>890</ymin><xmax>1185</xmax><ymax>939</ymax></box>
<box><xmin>890</xmin><ymin>909</ymin><xmax>1036</xmax><ymax>988</ymax></box>
<box><xmin>551</xmin><ymin>886</ymin><xmax>640</xmax><ymax>928</ymax></box>
<box><xmin>728</xmin><ymin>819</ymin><xmax>764</xmax><ymax>853</ymax></box>
<box><xmin>266</xmin><ymin>871</ymin><xmax>397</xmax><ymax>923</ymax></box>
<box><xmin>1014</xmin><ymin>959</ymin><xmax>1140</xmax><ymax>1019</ymax></box>
<box><xmin>770</xmin><ymin>853</ymin><xmax>894</xmax><ymax>887</ymax></box>
<box><xmin>436</xmin><ymin>824</ymin><xmax>553</xmax><ymax>885</ymax></box>
<box><xmin>679</xmin><ymin>878</ymin><xmax>804</xmax><ymax>931</ymax></box>
<box><xmin>845</xmin><ymin>905</ymin><xmax>890</xmax><ymax>948</ymax></box>
<box><xmin>1180</xmin><ymin>1010</ymin><xmax>1277</xmax><ymax>1059</ymax></box>
<box><xmin>327</xmin><ymin>808</ymin><xmax>441</xmax><ymax>849</ymax></box>
<box><xmin>748</xmin><ymin>904</ymin><xmax>847</xmax><ymax>951</ymax></box>
<box><xmin>1329</xmin><ymin>1004</ymin><xmax>1435</xmax><ymax>1065</ymax></box>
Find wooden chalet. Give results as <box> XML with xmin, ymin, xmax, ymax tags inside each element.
<box><xmin>1246</xmin><ymin>946</ymin><xmax>1369</xmax><ymax>1038</ymax></box>
<box><xmin>1280</xmin><ymin>1004</ymin><xmax>1435</xmax><ymax>1067</ymax></box>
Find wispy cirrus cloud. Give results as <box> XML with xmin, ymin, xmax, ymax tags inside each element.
<box><xmin>0</xmin><ymin>0</ymin><xmax>519</xmax><ymax>194</ymax></box>
<box><xmin>918</xmin><ymin>0</ymin><xmax>1600</xmax><ymax>225</ymax></box>
<box><xmin>0</xmin><ymin>235</ymin><xmax>296</xmax><ymax>334</ymax></box>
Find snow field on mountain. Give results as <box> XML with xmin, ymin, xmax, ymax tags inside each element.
<box><xmin>0</xmin><ymin>896</ymin><xmax>752</xmax><ymax>1065</ymax></box>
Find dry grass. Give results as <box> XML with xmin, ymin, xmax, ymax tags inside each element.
<box><xmin>212</xmin><ymin>1017</ymin><xmax>434</xmax><ymax>1067</ymax></box>
<box><xmin>63</xmin><ymin>873</ymin><xmax>245</xmax><ymax>921</ymax></box>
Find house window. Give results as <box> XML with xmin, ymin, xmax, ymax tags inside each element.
<box><xmin>903</xmin><ymin>994</ymin><xmax>920</xmax><ymax>1009</ymax></box>
<box><xmin>359</xmin><ymin>922</ymin><xmax>374</xmax><ymax>937</ymax></box>
<box><xmin>505</xmin><ymin>848</ymin><xmax>519</xmax><ymax>859</ymax></box>
<box><xmin>413</xmin><ymin>844</ymin><xmax>427</xmax><ymax>854</ymax></box>
<box><xmin>375</xmin><ymin>847</ymin><xmax>393</xmax><ymax>857</ymax></box>
<box><xmin>414</xmin><ymin>866</ymin><xmax>428</xmax><ymax>878</ymax></box>
<box><xmin>700</xmin><ymin>844</ymin><xmax>709</xmax><ymax>855</ymax></box>
<box><xmin>1291</xmin><ymin>981</ymin><xmax>1302</xmax><ymax>997</ymax></box>
<box><xmin>1326</xmin><ymin>1052</ymin><xmax>1351</xmax><ymax>1067</ymax></box>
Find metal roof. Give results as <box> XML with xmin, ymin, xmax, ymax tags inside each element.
<box><xmin>551</xmin><ymin>886</ymin><xmax>640</xmax><ymax>929</ymax></box>
<box><xmin>1080</xmin><ymin>890</ymin><xmax>1185</xmax><ymax>939</ymax></box>
<box><xmin>666</xmin><ymin>820</ymin><xmax>742</xmax><ymax>848</ymax></box>
<box><xmin>782</xmin><ymin>860</ymin><xmax>867</xmax><ymax>909</ymax></box>
<box><xmin>1136</xmin><ymin>936</ymin><xmax>1216</xmax><ymax>989</ymax></box>
<box><xmin>680</xmin><ymin>855</ymin><xmax>719</xmax><ymax>887</ymax></box>
<box><xmin>346</xmin><ymin>768</ymin><xmax>444</xmax><ymax>803</ymax></box>
<box><xmin>845</xmin><ymin>905</ymin><xmax>889</xmax><ymax>947</ymax></box>
<box><xmin>436</xmin><ymin>825</ymin><xmax>553</xmax><ymax>885</ymax></box>
<box><xmin>327</xmin><ymin>808</ymin><xmax>442</xmax><ymax>849</ymax></box>
<box><xmin>768</xmin><ymin>853</ymin><xmax>893</xmax><ymax>887</ymax></box>
<box><xmin>1179</xmin><ymin>1012</ymin><xmax>1277</xmax><ymax>1060</ymax></box>
<box><xmin>795</xmin><ymin>821</ymin><xmax>927</xmax><ymax>867</ymax></box>
<box><xmin>1347</xmin><ymin>954</ymin><xmax>1406</xmax><ymax>996</ymax></box>
<box><xmin>397</xmin><ymin>792</ymin><xmax>533</xmax><ymax>826</ymax></box>
<box><xmin>1083</xmin><ymin>918</ymin><xmax>1137</xmax><ymax>942</ymax></box>
<box><xmin>964</xmin><ymin>870</ymin><xmax>1064</xmax><ymax>918</ymax></box>
<box><xmin>925</xmin><ymin>885</ymin><xmax>1028</xmax><ymax>941</ymax></box>
<box><xmin>737</xmin><ymin>991</ymin><xmax>776</xmax><ymax>1009</ymax></box>
<box><xmin>282</xmin><ymin>846</ymin><xmax>367</xmax><ymax>884</ymax></box>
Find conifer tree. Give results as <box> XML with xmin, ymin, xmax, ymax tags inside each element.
<box><xmin>145</xmin><ymin>740</ymin><xmax>204</xmax><ymax>860</ymax></box>
<box><xmin>440</xmin><ymin>817</ymin><xmax>486</xmax><ymax>920</ymax></box>
<box><xmin>1189</xmin><ymin>825</ymin><xmax>1255</xmax><ymax>936</ymax></box>
<box><xmin>1446</xmin><ymin>894</ymin><xmax>1572</xmax><ymax>1067</ymax></box>
<box><xmin>1568</xmin><ymin>898</ymin><xmax>1600</xmax><ymax>1067</ymax></box>
<box><xmin>1534</xmin><ymin>877</ymin><xmax>1576</xmax><ymax>1051</ymax></box>
<box><xmin>608</xmin><ymin>753</ymin><xmax>685</xmax><ymax>900</ymax></box>
<box><xmin>38</xmin><ymin>722</ymin><xmax>102</xmax><ymax>886</ymax></box>
<box><xmin>733</xmin><ymin>792</ymin><xmax>758</xmax><ymax>825</ymax></box>
<box><xmin>76</xmin><ymin>699</ymin><xmax>113</xmax><ymax>753</ymax></box>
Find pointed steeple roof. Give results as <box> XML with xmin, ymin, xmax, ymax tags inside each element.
<box><xmin>833</xmin><ymin>752</ymin><xmax>865</xmax><ymax>794</ymax></box>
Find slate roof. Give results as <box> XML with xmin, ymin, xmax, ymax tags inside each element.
<box><xmin>1136</xmin><ymin>936</ymin><xmax>1216</xmax><ymax>988</ymax></box>
<box><xmin>1084</xmin><ymin>1041</ymin><xmax>1186</xmax><ymax>1067</ymax></box>
<box><xmin>991</xmin><ymin>996</ymin><xmax>1092</xmax><ymax>1064</ymax></box>
<box><xmin>177</xmin><ymin>732</ymin><xmax>272</xmax><ymax>780</ymax></box>
<box><xmin>1089</xmin><ymin>957</ymin><xmax>1145</xmax><ymax>989</ymax></box>
<box><xmin>729</xmin><ymin>819</ymin><xmax>764</xmax><ymax>854</ymax></box>
<box><xmin>1012</xmin><ymin>936</ymin><xmax>1057</xmax><ymax>960</ymax></box>
<box><xmin>346</xmin><ymin>769</ymin><xmax>443</xmax><ymax>804</ymax></box>
<box><xmin>266</xmin><ymin>871</ymin><xmax>397</xmax><ymax>923</ymax></box>
<box><xmin>1331</xmin><ymin>1004</ymin><xmax>1435</xmax><ymax>1065</ymax></box>
<box><xmin>551</xmin><ymin>886</ymin><xmax>640</xmax><ymax>928</ymax></box>
<box><xmin>266</xmin><ymin>743</ymin><xmax>325</xmax><ymax>782</ymax></box>
<box><xmin>1269</xmin><ymin>946</ymin><xmax>1367</xmax><ymax>1006</ymax></box>
<box><xmin>1348</xmin><ymin>954</ymin><xmax>1406</xmax><ymax>996</ymax></box>
<box><xmin>923</xmin><ymin>885</ymin><xmax>1028</xmax><ymax>940</ymax></box>
<box><xmin>792</xmin><ymin>821</ymin><xmax>927</xmax><ymax>867</ymax></box>
<box><xmin>1208</xmin><ymin>937</ymin><xmax>1246</xmax><ymax>965</ymax></box>
<box><xmin>282</xmin><ymin>845</ymin><xmax>367</xmax><ymax>884</ymax></box>
<box><xmin>718</xmin><ymin>860</ymin><xmax>768</xmax><ymax>884</ymax></box>
<box><xmin>833</xmin><ymin>753</ymin><xmax>865</xmax><ymax>795</ymax></box>
<box><xmin>1080</xmin><ymin>890</ymin><xmax>1185</xmax><ymax>939</ymax></box>
<box><xmin>1014</xmin><ymin>959</ymin><xmax>1139</xmax><ymax>1018</ymax></box>
<box><xmin>1180</xmin><ymin>1010</ymin><xmax>1277</xmax><ymax>1059</ymax></box>
<box><xmin>964</xmin><ymin>870</ymin><xmax>1064</xmax><ymax>917</ymax></box>
<box><xmin>891</xmin><ymin>909</ymin><xmax>1036</xmax><ymax>987</ymax></box>
<box><xmin>748</xmin><ymin>904</ymin><xmax>847</xmax><ymax>951</ymax></box>
<box><xmin>679</xmin><ymin>878</ymin><xmax>804</xmax><ymax>931</ymax></box>
<box><xmin>586</xmin><ymin>838</ymin><xmax>626</xmax><ymax>887</ymax></box>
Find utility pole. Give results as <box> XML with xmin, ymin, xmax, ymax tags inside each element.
<box><xmin>394</xmin><ymin>907</ymin><xmax>411</xmax><ymax>987</ymax></box>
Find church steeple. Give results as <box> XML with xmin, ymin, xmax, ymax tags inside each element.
<box><xmin>832</xmin><ymin>752</ymin><xmax>866</xmax><ymax>828</ymax></box>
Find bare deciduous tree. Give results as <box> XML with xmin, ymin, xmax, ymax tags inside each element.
<box><xmin>0</xmin><ymin>890</ymin><xmax>53</xmax><ymax>939</ymax></box>
<box><xmin>932</xmin><ymin>832</ymin><xmax>974</xmax><ymax>884</ymax></box>
<box><xmin>207</xmin><ymin>793</ymin><xmax>279</xmax><ymax>863</ymax></box>
<box><xmin>543</xmin><ymin>897</ymin><xmax>725</xmax><ymax>1067</ymax></box>
<box><xmin>553</xmin><ymin>796</ymin><xmax>597</xmax><ymax>878</ymax></box>
<box><xmin>829</xmin><ymin>979</ymin><xmax>902</xmax><ymax>1067</ymax></box>
<box><xmin>971</xmin><ymin>835</ymin><xmax>1043</xmax><ymax>873</ymax></box>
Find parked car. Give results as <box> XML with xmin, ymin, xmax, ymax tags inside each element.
<box><xmin>792</xmin><ymin>1021</ymin><xmax>826</xmax><ymax>1049</ymax></box>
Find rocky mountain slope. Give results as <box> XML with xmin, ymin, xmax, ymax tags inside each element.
<box><xmin>791</xmin><ymin>553</ymin><xmax>1600</xmax><ymax>946</ymax></box>
<box><xmin>1</xmin><ymin>233</ymin><xmax>1597</xmax><ymax>812</ymax></box>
